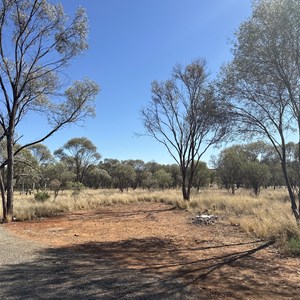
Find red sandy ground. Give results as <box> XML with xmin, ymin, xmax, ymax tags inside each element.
<box><xmin>5</xmin><ymin>202</ymin><xmax>300</xmax><ymax>299</ymax></box>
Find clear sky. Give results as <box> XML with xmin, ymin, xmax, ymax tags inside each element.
<box><xmin>20</xmin><ymin>0</ymin><xmax>252</xmax><ymax>165</ymax></box>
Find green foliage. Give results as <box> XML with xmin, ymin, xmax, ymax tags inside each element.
<box><xmin>49</xmin><ymin>179</ymin><xmax>61</xmax><ymax>199</ymax></box>
<box><xmin>287</xmin><ymin>237</ymin><xmax>300</xmax><ymax>256</ymax></box>
<box><xmin>192</xmin><ymin>161</ymin><xmax>210</xmax><ymax>190</ymax></box>
<box><xmin>154</xmin><ymin>169</ymin><xmax>172</xmax><ymax>190</ymax></box>
<box><xmin>42</xmin><ymin>162</ymin><xmax>74</xmax><ymax>190</ymax></box>
<box><xmin>112</xmin><ymin>164</ymin><xmax>136</xmax><ymax>192</ymax></box>
<box><xmin>215</xmin><ymin>145</ymin><xmax>248</xmax><ymax>193</ymax></box>
<box><xmin>244</xmin><ymin>162</ymin><xmax>270</xmax><ymax>196</ymax></box>
<box><xmin>67</xmin><ymin>182</ymin><xmax>85</xmax><ymax>192</ymax></box>
<box><xmin>34</xmin><ymin>191</ymin><xmax>50</xmax><ymax>202</ymax></box>
<box><xmin>54</xmin><ymin>137</ymin><xmax>101</xmax><ymax>183</ymax></box>
<box><xmin>141</xmin><ymin>171</ymin><xmax>158</xmax><ymax>190</ymax></box>
<box><xmin>142</xmin><ymin>59</ymin><xmax>229</xmax><ymax>200</ymax></box>
<box><xmin>67</xmin><ymin>181</ymin><xmax>85</xmax><ymax>200</ymax></box>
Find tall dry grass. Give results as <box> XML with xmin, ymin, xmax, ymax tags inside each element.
<box><xmin>2</xmin><ymin>187</ymin><xmax>300</xmax><ymax>251</ymax></box>
<box><xmin>9</xmin><ymin>189</ymin><xmax>185</xmax><ymax>221</ymax></box>
<box><xmin>189</xmin><ymin>188</ymin><xmax>299</xmax><ymax>240</ymax></box>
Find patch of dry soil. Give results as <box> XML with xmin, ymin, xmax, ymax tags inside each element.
<box><xmin>5</xmin><ymin>202</ymin><xmax>300</xmax><ymax>299</ymax></box>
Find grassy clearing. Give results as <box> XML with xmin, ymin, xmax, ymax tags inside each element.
<box><xmin>3</xmin><ymin>187</ymin><xmax>300</xmax><ymax>253</ymax></box>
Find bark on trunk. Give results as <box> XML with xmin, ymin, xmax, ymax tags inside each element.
<box><xmin>6</xmin><ymin>131</ymin><xmax>14</xmax><ymax>222</ymax></box>
<box><xmin>0</xmin><ymin>171</ymin><xmax>7</xmax><ymax>222</ymax></box>
<box><xmin>281</xmin><ymin>161</ymin><xmax>300</xmax><ymax>223</ymax></box>
<box><xmin>231</xmin><ymin>184</ymin><xmax>235</xmax><ymax>195</ymax></box>
<box><xmin>181</xmin><ymin>180</ymin><xmax>190</xmax><ymax>201</ymax></box>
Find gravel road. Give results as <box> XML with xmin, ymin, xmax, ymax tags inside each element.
<box><xmin>0</xmin><ymin>225</ymin><xmax>44</xmax><ymax>265</ymax></box>
<box><xmin>0</xmin><ymin>225</ymin><xmax>197</xmax><ymax>300</ymax></box>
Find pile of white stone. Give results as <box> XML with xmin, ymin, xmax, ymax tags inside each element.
<box><xmin>192</xmin><ymin>213</ymin><xmax>218</xmax><ymax>225</ymax></box>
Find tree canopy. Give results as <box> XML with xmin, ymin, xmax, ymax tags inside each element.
<box><xmin>142</xmin><ymin>59</ymin><xmax>229</xmax><ymax>200</ymax></box>
<box><xmin>0</xmin><ymin>0</ymin><xmax>99</xmax><ymax>222</ymax></box>
<box><xmin>218</xmin><ymin>0</ymin><xmax>300</xmax><ymax>222</ymax></box>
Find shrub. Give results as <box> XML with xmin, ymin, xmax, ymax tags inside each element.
<box><xmin>67</xmin><ymin>182</ymin><xmax>85</xmax><ymax>192</ymax></box>
<box><xmin>67</xmin><ymin>182</ymin><xmax>85</xmax><ymax>199</ymax></box>
<box><xmin>34</xmin><ymin>191</ymin><xmax>50</xmax><ymax>202</ymax></box>
<box><xmin>49</xmin><ymin>179</ymin><xmax>61</xmax><ymax>199</ymax></box>
<box><xmin>287</xmin><ymin>236</ymin><xmax>300</xmax><ymax>256</ymax></box>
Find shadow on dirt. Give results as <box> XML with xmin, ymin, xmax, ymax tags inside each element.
<box><xmin>0</xmin><ymin>237</ymin><xmax>298</xmax><ymax>299</ymax></box>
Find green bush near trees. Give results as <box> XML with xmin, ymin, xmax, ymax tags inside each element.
<box><xmin>34</xmin><ymin>191</ymin><xmax>50</xmax><ymax>202</ymax></box>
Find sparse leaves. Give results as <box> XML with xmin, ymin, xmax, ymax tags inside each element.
<box><xmin>219</xmin><ymin>0</ymin><xmax>300</xmax><ymax>221</ymax></box>
<box><xmin>142</xmin><ymin>60</ymin><xmax>229</xmax><ymax>200</ymax></box>
<box><xmin>0</xmin><ymin>0</ymin><xmax>99</xmax><ymax>222</ymax></box>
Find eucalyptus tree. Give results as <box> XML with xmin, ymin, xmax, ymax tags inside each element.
<box><xmin>0</xmin><ymin>0</ymin><xmax>99</xmax><ymax>222</ymax></box>
<box><xmin>192</xmin><ymin>161</ymin><xmax>210</xmax><ymax>190</ymax></box>
<box><xmin>41</xmin><ymin>161</ymin><xmax>73</xmax><ymax>190</ymax></box>
<box><xmin>166</xmin><ymin>164</ymin><xmax>181</xmax><ymax>188</ymax></box>
<box><xmin>28</xmin><ymin>143</ymin><xmax>53</xmax><ymax>189</ymax></box>
<box><xmin>13</xmin><ymin>147</ymin><xmax>39</xmax><ymax>192</ymax></box>
<box><xmin>244</xmin><ymin>161</ymin><xmax>270</xmax><ymax>196</ymax></box>
<box><xmin>215</xmin><ymin>145</ymin><xmax>247</xmax><ymax>194</ymax></box>
<box><xmin>82</xmin><ymin>166</ymin><xmax>112</xmax><ymax>189</ymax></box>
<box><xmin>29</xmin><ymin>144</ymin><xmax>53</xmax><ymax>166</ymax></box>
<box><xmin>123</xmin><ymin>159</ymin><xmax>145</xmax><ymax>189</ymax></box>
<box><xmin>112</xmin><ymin>164</ymin><xmax>136</xmax><ymax>192</ymax></box>
<box><xmin>141</xmin><ymin>171</ymin><xmax>157</xmax><ymax>190</ymax></box>
<box><xmin>218</xmin><ymin>0</ymin><xmax>300</xmax><ymax>223</ymax></box>
<box><xmin>142</xmin><ymin>60</ymin><xmax>229</xmax><ymax>200</ymax></box>
<box><xmin>154</xmin><ymin>169</ymin><xmax>172</xmax><ymax>190</ymax></box>
<box><xmin>54</xmin><ymin>137</ymin><xmax>101</xmax><ymax>184</ymax></box>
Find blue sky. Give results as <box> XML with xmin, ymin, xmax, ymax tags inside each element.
<box><xmin>21</xmin><ymin>0</ymin><xmax>252</xmax><ymax>165</ymax></box>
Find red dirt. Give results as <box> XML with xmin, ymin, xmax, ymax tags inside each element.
<box><xmin>5</xmin><ymin>202</ymin><xmax>300</xmax><ymax>299</ymax></box>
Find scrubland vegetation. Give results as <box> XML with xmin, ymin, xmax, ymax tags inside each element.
<box><xmin>8</xmin><ymin>187</ymin><xmax>300</xmax><ymax>254</ymax></box>
<box><xmin>0</xmin><ymin>0</ymin><xmax>300</xmax><ymax>260</ymax></box>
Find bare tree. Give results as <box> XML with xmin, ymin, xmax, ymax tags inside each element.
<box><xmin>142</xmin><ymin>60</ymin><xmax>228</xmax><ymax>200</ymax></box>
<box><xmin>0</xmin><ymin>0</ymin><xmax>100</xmax><ymax>222</ymax></box>
<box><xmin>218</xmin><ymin>0</ymin><xmax>300</xmax><ymax>223</ymax></box>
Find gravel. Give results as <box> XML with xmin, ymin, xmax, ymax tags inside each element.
<box><xmin>0</xmin><ymin>225</ymin><xmax>198</xmax><ymax>300</ymax></box>
<box><xmin>0</xmin><ymin>225</ymin><xmax>44</xmax><ymax>265</ymax></box>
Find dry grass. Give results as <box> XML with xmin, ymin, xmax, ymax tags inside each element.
<box><xmin>11</xmin><ymin>189</ymin><xmax>186</xmax><ymax>221</ymax></box>
<box><xmin>3</xmin><ymin>187</ymin><xmax>300</xmax><ymax>251</ymax></box>
<box><xmin>189</xmin><ymin>188</ymin><xmax>299</xmax><ymax>240</ymax></box>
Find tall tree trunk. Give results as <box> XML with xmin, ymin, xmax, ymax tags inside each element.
<box><xmin>231</xmin><ymin>184</ymin><xmax>235</xmax><ymax>195</ymax></box>
<box><xmin>6</xmin><ymin>131</ymin><xmax>14</xmax><ymax>222</ymax></box>
<box><xmin>297</xmin><ymin>138</ymin><xmax>300</xmax><ymax>222</ymax></box>
<box><xmin>281</xmin><ymin>161</ymin><xmax>300</xmax><ymax>224</ymax></box>
<box><xmin>181</xmin><ymin>182</ymin><xmax>190</xmax><ymax>200</ymax></box>
<box><xmin>181</xmin><ymin>167</ymin><xmax>190</xmax><ymax>200</ymax></box>
<box><xmin>0</xmin><ymin>170</ymin><xmax>7</xmax><ymax>222</ymax></box>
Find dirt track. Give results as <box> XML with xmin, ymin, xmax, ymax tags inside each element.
<box><xmin>2</xmin><ymin>202</ymin><xmax>300</xmax><ymax>299</ymax></box>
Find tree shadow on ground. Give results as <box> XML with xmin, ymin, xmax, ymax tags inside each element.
<box><xmin>0</xmin><ymin>237</ymin><xmax>299</xmax><ymax>299</ymax></box>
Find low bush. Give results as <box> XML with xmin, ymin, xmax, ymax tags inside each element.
<box><xmin>287</xmin><ymin>236</ymin><xmax>300</xmax><ymax>255</ymax></box>
<box><xmin>34</xmin><ymin>191</ymin><xmax>50</xmax><ymax>202</ymax></box>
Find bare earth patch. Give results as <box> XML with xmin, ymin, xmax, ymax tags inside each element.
<box><xmin>5</xmin><ymin>202</ymin><xmax>300</xmax><ymax>299</ymax></box>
